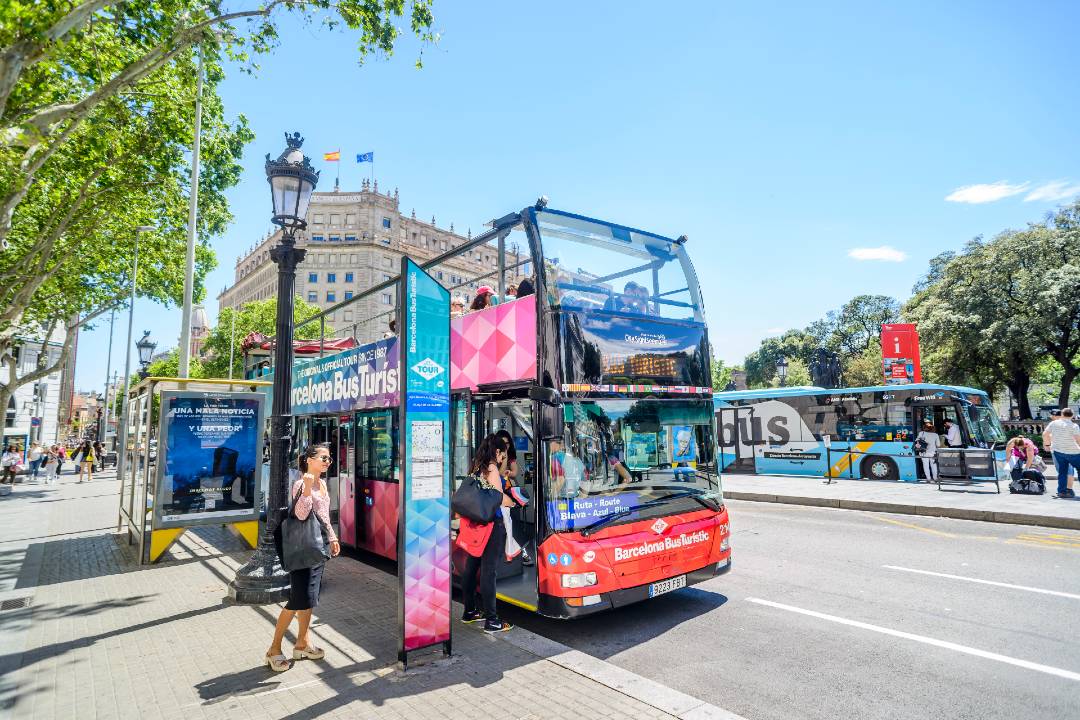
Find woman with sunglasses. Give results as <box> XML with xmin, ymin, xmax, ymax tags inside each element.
<box><xmin>266</xmin><ymin>443</ymin><xmax>341</xmax><ymax>672</ymax></box>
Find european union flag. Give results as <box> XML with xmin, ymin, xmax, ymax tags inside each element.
<box><xmin>356</xmin><ymin>152</ymin><xmax>374</xmax><ymax>163</ymax></box>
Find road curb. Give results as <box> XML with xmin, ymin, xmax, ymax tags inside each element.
<box><xmin>723</xmin><ymin>491</ymin><xmax>1080</xmax><ymax>530</ymax></box>
<box><xmin>499</xmin><ymin>625</ymin><xmax>747</xmax><ymax>719</ymax></box>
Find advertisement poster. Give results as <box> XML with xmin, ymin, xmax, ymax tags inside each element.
<box><xmin>398</xmin><ymin>258</ymin><xmax>452</xmax><ymax>662</ymax></box>
<box><xmin>154</xmin><ymin>391</ymin><xmax>266</xmax><ymax>529</ymax></box>
<box><xmin>881</xmin><ymin>323</ymin><xmax>923</xmax><ymax>385</ymax></box>
<box><xmin>670</xmin><ymin>425</ymin><xmax>698</xmax><ymax>463</ymax></box>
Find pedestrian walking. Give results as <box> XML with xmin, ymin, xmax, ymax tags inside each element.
<box><xmin>1042</xmin><ymin>409</ymin><xmax>1080</xmax><ymax>498</ymax></box>
<box><xmin>1</xmin><ymin>445</ymin><xmax>20</xmax><ymax>485</ymax></box>
<box><xmin>265</xmin><ymin>443</ymin><xmax>340</xmax><ymax>672</ymax></box>
<box><xmin>27</xmin><ymin>442</ymin><xmax>43</xmax><ymax>482</ymax></box>
<box><xmin>75</xmin><ymin>441</ymin><xmax>95</xmax><ymax>483</ymax></box>
<box><xmin>456</xmin><ymin>434</ymin><xmax>514</xmax><ymax>634</ymax></box>
<box><xmin>944</xmin><ymin>420</ymin><xmax>962</xmax><ymax>448</ymax></box>
<box><xmin>915</xmin><ymin>421</ymin><xmax>939</xmax><ymax>481</ymax></box>
<box><xmin>55</xmin><ymin>444</ymin><xmax>66</xmax><ymax>475</ymax></box>
<box><xmin>93</xmin><ymin>441</ymin><xmax>104</xmax><ymax>472</ymax></box>
<box><xmin>43</xmin><ymin>446</ymin><xmax>59</xmax><ymax>484</ymax></box>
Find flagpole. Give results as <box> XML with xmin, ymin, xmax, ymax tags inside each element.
<box><xmin>336</xmin><ymin>148</ymin><xmax>341</xmax><ymax>190</ymax></box>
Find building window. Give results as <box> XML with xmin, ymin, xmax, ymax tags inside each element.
<box><xmin>308</xmin><ymin>273</ymin><xmax>318</xmax><ymax>283</ymax></box>
<box><xmin>382</xmin><ymin>217</ymin><xmax>391</xmax><ymax>229</ymax></box>
<box><xmin>383</xmin><ymin>257</ymin><xmax>392</xmax><ymax>268</ymax></box>
<box><xmin>345</xmin><ymin>272</ymin><xmax>354</xmax><ymax>283</ymax></box>
<box><xmin>329</xmin><ymin>235</ymin><xmax>341</xmax><ymax>242</ymax></box>
<box><xmin>346</xmin><ymin>213</ymin><xmax>357</xmax><ymax>225</ymax></box>
<box><xmin>312</xmin><ymin>235</ymin><xmax>326</xmax><ymax>242</ymax></box>
<box><xmin>437</xmin><ymin>271</ymin><xmax>443</xmax><ymax>280</ymax></box>
<box><xmin>327</xmin><ymin>291</ymin><xmax>336</xmax><ymax>302</ymax></box>
<box><xmin>344</xmin><ymin>310</ymin><xmax>353</xmax><ymax>321</ymax></box>
<box><xmin>345</xmin><ymin>235</ymin><xmax>357</xmax><ymax>242</ymax></box>
<box><xmin>381</xmin><ymin>236</ymin><xmax>390</xmax><ymax>245</ymax></box>
<box><xmin>307</xmin><ymin>292</ymin><xmax>317</xmax><ymax>302</ymax></box>
<box><xmin>330</xmin><ymin>214</ymin><xmax>341</xmax><ymax>226</ymax></box>
<box><xmin>312</xmin><ymin>214</ymin><xmax>324</xmax><ymax>224</ymax></box>
<box><xmin>383</xmin><ymin>274</ymin><xmax>392</xmax><ymax>282</ymax></box>
<box><xmin>382</xmin><ymin>292</ymin><xmax>392</xmax><ymax>305</ymax></box>
<box><xmin>327</xmin><ymin>272</ymin><xmax>336</xmax><ymax>283</ymax></box>
<box><xmin>344</xmin><ymin>291</ymin><xmax>354</xmax><ymax>300</ymax></box>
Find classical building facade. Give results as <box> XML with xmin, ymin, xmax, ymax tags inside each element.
<box><xmin>218</xmin><ymin>182</ymin><xmax>524</xmax><ymax>340</ymax></box>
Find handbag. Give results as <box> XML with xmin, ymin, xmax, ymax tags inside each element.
<box><xmin>451</xmin><ymin>475</ymin><xmax>503</xmax><ymax>523</ymax></box>
<box><xmin>277</xmin><ymin>485</ymin><xmax>332</xmax><ymax>571</ymax></box>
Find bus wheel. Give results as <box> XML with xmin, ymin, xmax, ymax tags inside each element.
<box><xmin>861</xmin><ymin>456</ymin><xmax>898</xmax><ymax>481</ymax></box>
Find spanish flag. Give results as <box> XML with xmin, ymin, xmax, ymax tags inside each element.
<box><xmin>323</xmin><ymin>150</ymin><xmax>340</xmax><ymax>161</ymax></box>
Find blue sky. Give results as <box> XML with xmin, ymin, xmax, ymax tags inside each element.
<box><xmin>74</xmin><ymin>0</ymin><xmax>1080</xmax><ymax>392</ymax></box>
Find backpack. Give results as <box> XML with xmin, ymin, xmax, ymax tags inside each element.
<box><xmin>914</xmin><ymin>437</ymin><xmax>928</xmax><ymax>454</ymax></box>
<box><xmin>1008</xmin><ymin>466</ymin><xmax>1045</xmax><ymax>495</ymax></box>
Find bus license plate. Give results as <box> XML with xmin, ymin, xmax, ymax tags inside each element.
<box><xmin>649</xmin><ymin>575</ymin><xmax>686</xmax><ymax>598</ymax></box>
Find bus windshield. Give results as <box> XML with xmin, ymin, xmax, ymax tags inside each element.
<box><xmin>534</xmin><ymin>209</ymin><xmax>702</xmax><ymax>322</ymax></box>
<box><xmin>547</xmin><ymin>399</ymin><xmax>719</xmax><ymax>515</ymax></box>
<box><xmin>966</xmin><ymin>402</ymin><xmax>1007</xmax><ymax>447</ymax></box>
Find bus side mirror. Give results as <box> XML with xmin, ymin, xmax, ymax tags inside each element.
<box><xmin>529</xmin><ymin>386</ymin><xmax>561</xmax><ymax>406</ymax></box>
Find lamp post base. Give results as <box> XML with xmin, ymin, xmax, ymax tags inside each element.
<box><xmin>228</xmin><ymin>530</ymin><xmax>290</xmax><ymax>605</ymax></box>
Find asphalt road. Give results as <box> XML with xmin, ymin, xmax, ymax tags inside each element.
<box><xmin>502</xmin><ymin>500</ymin><xmax>1080</xmax><ymax>720</ymax></box>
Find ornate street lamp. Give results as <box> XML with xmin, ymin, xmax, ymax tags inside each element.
<box><xmin>136</xmin><ymin>331</ymin><xmax>156</xmax><ymax>377</ymax></box>
<box><xmin>776</xmin><ymin>356</ymin><xmax>789</xmax><ymax>387</ymax></box>
<box><xmin>230</xmin><ymin>132</ymin><xmax>318</xmax><ymax>604</ymax></box>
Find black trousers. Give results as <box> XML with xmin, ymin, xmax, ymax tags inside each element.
<box><xmin>462</xmin><ymin>521</ymin><xmax>505</xmax><ymax>618</ymax></box>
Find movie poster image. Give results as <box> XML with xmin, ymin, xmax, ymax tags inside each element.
<box><xmin>154</xmin><ymin>391</ymin><xmax>265</xmax><ymax>528</ymax></box>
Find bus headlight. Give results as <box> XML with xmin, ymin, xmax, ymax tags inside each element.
<box><xmin>560</xmin><ymin>572</ymin><xmax>598</xmax><ymax>588</ymax></box>
<box><xmin>720</xmin><ymin>537</ymin><xmax>730</xmax><ymax>551</ymax></box>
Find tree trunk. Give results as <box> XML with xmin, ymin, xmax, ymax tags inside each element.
<box><xmin>1006</xmin><ymin>372</ymin><xmax>1032</xmax><ymax>419</ymax></box>
<box><xmin>1058</xmin><ymin>365</ymin><xmax>1078</xmax><ymax>411</ymax></box>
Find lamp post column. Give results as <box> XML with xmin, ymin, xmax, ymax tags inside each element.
<box><xmin>230</xmin><ymin>132</ymin><xmax>318</xmax><ymax>605</ymax></box>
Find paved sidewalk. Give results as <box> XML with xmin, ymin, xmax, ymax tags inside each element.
<box><xmin>0</xmin><ymin>470</ymin><xmax>737</xmax><ymax>720</ymax></box>
<box><xmin>721</xmin><ymin>473</ymin><xmax>1080</xmax><ymax>529</ymax></box>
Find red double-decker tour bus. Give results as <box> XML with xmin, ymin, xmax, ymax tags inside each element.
<box><xmin>278</xmin><ymin>201</ymin><xmax>731</xmax><ymax>618</ymax></box>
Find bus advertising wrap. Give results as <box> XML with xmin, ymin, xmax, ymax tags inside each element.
<box><xmin>397</xmin><ymin>257</ymin><xmax>452</xmax><ymax>663</ymax></box>
<box><xmin>291</xmin><ymin>338</ymin><xmax>399</xmax><ymax>415</ymax></box>
<box><xmin>559</xmin><ymin>311</ymin><xmax>709</xmax><ymax>390</ymax></box>
<box><xmin>154</xmin><ymin>391</ymin><xmax>266</xmax><ymax>529</ymax></box>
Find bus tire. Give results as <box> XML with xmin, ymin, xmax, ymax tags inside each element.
<box><xmin>861</xmin><ymin>455</ymin><xmax>898</xmax><ymax>481</ymax></box>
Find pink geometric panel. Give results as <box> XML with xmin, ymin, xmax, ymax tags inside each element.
<box><xmin>451</xmin><ymin>294</ymin><xmax>537</xmax><ymax>390</ymax></box>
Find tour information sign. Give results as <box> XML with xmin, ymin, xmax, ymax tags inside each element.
<box><xmin>397</xmin><ymin>257</ymin><xmax>452</xmax><ymax>665</ymax></box>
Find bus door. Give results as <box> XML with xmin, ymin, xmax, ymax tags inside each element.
<box><xmin>912</xmin><ymin>403</ymin><xmax>967</xmax><ymax>447</ymax></box>
<box><xmin>337</xmin><ymin>416</ymin><xmax>356</xmax><ymax>547</ymax></box>
<box><xmin>484</xmin><ymin>398</ymin><xmax>539</xmax><ymax>612</ymax></box>
<box><xmin>716</xmin><ymin>406</ymin><xmax>756</xmax><ymax>474</ymax></box>
<box><xmin>309</xmin><ymin>417</ymin><xmax>341</xmax><ymax>528</ymax></box>
<box><xmin>354</xmin><ymin>409</ymin><xmax>397</xmax><ymax>559</ymax></box>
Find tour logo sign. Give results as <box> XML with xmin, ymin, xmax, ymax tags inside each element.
<box><xmin>411</xmin><ymin>357</ymin><xmax>445</xmax><ymax>383</ymax></box>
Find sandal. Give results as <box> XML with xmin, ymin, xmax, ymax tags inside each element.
<box><xmin>292</xmin><ymin>645</ymin><xmax>325</xmax><ymax>660</ymax></box>
<box><xmin>265</xmin><ymin>653</ymin><xmax>289</xmax><ymax>672</ymax></box>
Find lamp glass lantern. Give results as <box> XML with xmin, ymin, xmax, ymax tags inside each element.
<box><xmin>266</xmin><ymin>132</ymin><xmax>319</xmax><ymax>231</ymax></box>
<box><xmin>136</xmin><ymin>331</ymin><xmax>156</xmax><ymax>368</ymax></box>
<box><xmin>776</xmin><ymin>356</ymin><xmax>789</xmax><ymax>385</ymax></box>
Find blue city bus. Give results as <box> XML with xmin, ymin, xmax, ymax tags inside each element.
<box><xmin>714</xmin><ymin>384</ymin><xmax>1008</xmax><ymax>481</ymax></box>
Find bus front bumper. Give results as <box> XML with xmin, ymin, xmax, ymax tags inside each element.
<box><xmin>536</xmin><ymin>558</ymin><xmax>732</xmax><ymax>619</ymax></box>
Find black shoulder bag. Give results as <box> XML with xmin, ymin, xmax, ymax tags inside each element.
<box><xmin>275</xmin><ymin>484</ymin><xmax>332</xmax><ymax>571</ymax></box>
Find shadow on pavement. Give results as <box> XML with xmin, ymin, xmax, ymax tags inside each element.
<box><xmin>502</xmin><ymin>584</ymin><xmax>730</xmax><ymax>660</ymax></box>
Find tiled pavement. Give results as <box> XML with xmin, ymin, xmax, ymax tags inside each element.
<box><xmin>0</xmin><ymin>471</ymin><xmax>725</xmax><ymax>720</ymax></box>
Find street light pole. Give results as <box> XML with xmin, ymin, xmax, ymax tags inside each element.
<box><xmin>99</xmin><ymin>309</ymin><xmax>115</xmax><ymax>444</ymax></box>
<box><xmin>230</xmin><ymin>132</ymin><xmax>318</xmax><ymax>604</ymax></box>
<box><xmin>115</xmin><ymin>226</ymin><xmax>153</xmax><ymax>497</ymax></box>
<box><xmin>178</xmin><ymin>46</ymin><xmax>204</xmax><ymax>379</ymax></box>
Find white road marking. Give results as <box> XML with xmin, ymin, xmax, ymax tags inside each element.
<box><xmin>746</xmin><ymin>597</ymin><xmax>1080</xmax><ymax>683</ymax></box>
<box><xmin>883</xmin><ymin>565</ymin><xmax>1080</xmax><ymax>601</ymax></box>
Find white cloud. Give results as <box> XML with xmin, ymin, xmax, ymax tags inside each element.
<box><xmin>763</xmin><ymin>327</ymin><xmax>785</xmax><ymax>335</ymax></box>
<box><xmin>847</xmin><ymin>246</ymin><xmax>907</xmax><ymax>262</ymax></box>
<box><xmin>1024</xmin><ymin>181</ymin><xmax>1080</xmax><ymax>203</ymax></box>
<box><xmin>944</xmin><ymin>181</ymin><xmax>1029</xmax><ymax>204</ymax></box>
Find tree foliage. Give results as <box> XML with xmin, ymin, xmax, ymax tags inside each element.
<box><xmin>201</xmin><ymin>297</ymin><xmax>328</xmax><ymax>379</ymax></box>
<box><xmin>0</xmin><ymin>0</ymin><xmax>436</xmax><ymax>426</ymax></box>
<box><xmin>743</xmin><ymin>330</ymin><xmax>817</xmax><ymax>388</ymax></box>
<box><xmin>905</xmin><ymin>202</ymin><xmax>1080</xmax><ymax>415</ymax></box>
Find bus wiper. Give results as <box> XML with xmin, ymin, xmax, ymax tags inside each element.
<box><xmin>580</xmin><ymin>499</ymin><xmax>667</xmax><ymax>537</ymax></box>
<box><xmin>655</xmin><ymin>489</ymin><xmax>722</xmax><ymax>511</ymax></box>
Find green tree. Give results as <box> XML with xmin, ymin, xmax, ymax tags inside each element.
<box><xmin>201</xmin><ymin>297</ymin><xmax>328</xmax><ymax>379</ymax></box>
<box><xmin>843</xmin><ymin>342</ymin><xmax>885</xmax><ymax>388</ymax></box>
<box><xmin>811</xmin><ymin>294</ymin><xmax>900</xmax><ymax>356</ymax></box>
<box><xmin>0</xmin><ymin>0</ymin><xmax>436</xmax><ymax>431</ymax></box>
<box><xmin>711</xmin><ymin>359</ymin><xmax>741</xmax><ymax>391</ymax></box>
<box><xmin>743</xmin><ymin>330</ymin><xmax>817</xmax><ymax>388</ymax></box>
